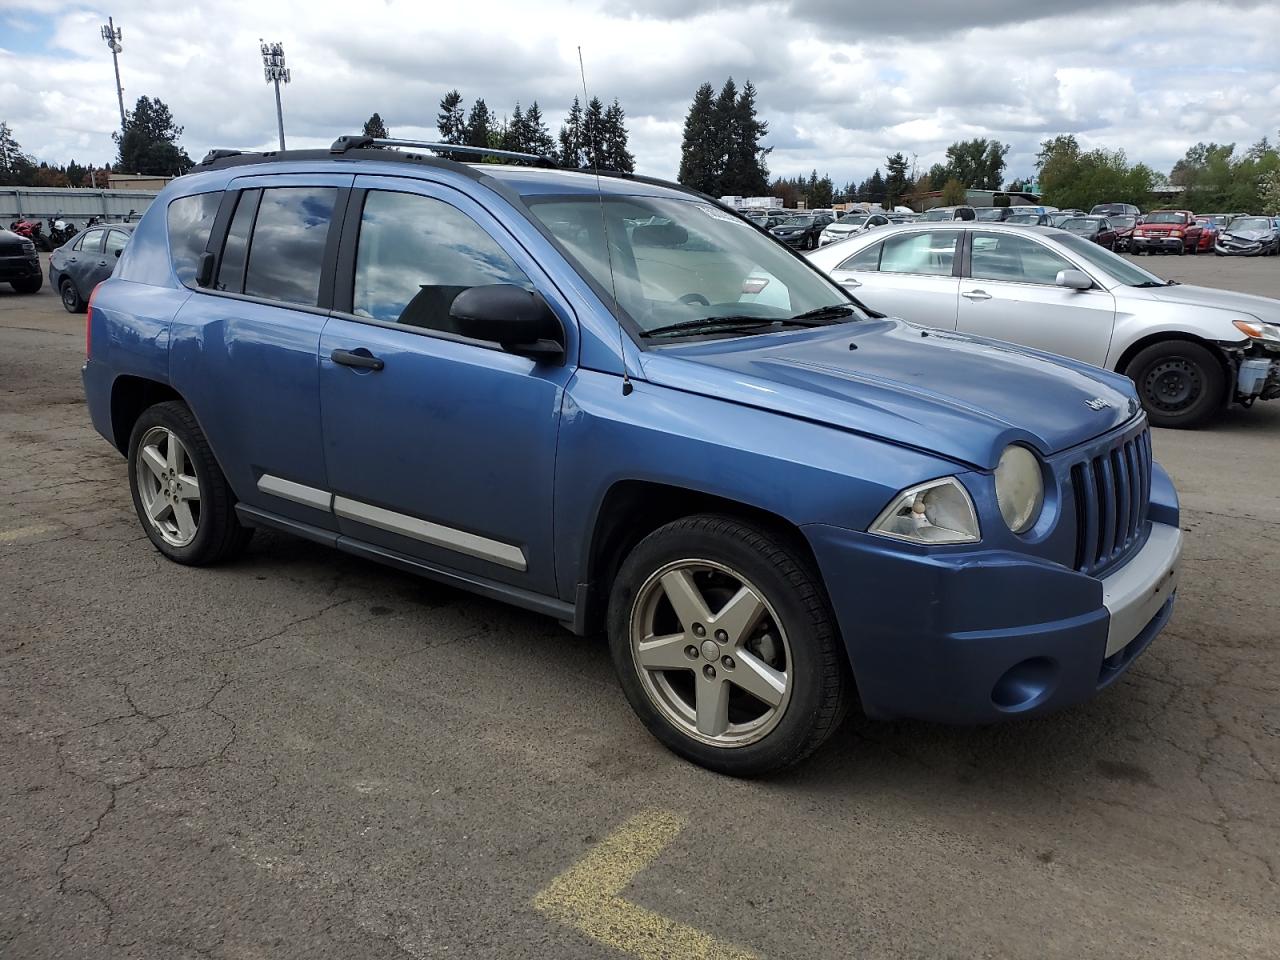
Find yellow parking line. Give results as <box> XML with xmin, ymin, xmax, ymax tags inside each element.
<box><xmin>0</xmin><ymin>523</ymin><xmax>58</xmax><ymax>543</ymax></box>
<box><xmin>533</xmin><ymin>810</ymin><xmax>760</xmax><ymax>960</ymax></box>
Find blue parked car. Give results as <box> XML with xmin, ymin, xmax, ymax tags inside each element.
<box><xmin>82</xmin><ymin>136</ymin><xmax>1183</xmax><ymax>775</ymax></box>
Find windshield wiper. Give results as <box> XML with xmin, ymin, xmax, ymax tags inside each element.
<box><xmin>1132</xmin><ymin>280</ymin><xmax>1179</xmax><ymax>288</ymax></box>
<box><xmin>640</xmin><ymin>310</ymin><xmax>851</xmax><ymax>340</ymax></box>
<box><xmin>788</xmin><ymin>304</ymin><xmax>857</xmax><ymax>322</ymax></box>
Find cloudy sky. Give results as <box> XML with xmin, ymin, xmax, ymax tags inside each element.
<box><xmin>2</xmin><ymin>0</ymin><xmax>1278</xmax><ymax>186</ymax></box>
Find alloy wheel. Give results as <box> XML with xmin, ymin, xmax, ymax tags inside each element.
<box><xmin>135</xmin><ymin>426</ymin><xmax>201</xmax><ymax>546</ymax></box>
<box><xmin>629</xmin><ymin>559</ymin><xmax>792</xmax><ymax>747</ymax></box>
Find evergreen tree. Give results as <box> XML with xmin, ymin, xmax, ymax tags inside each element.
<box><xmin>677</xmin><ymin>82</ymin><xmax>718</xmax><ymax>194</ymax></box>
<box><xmin>503</xmin><ymin>103</ymin><xmax>528</xmax><ymax>153</ymax></box>
<box><xmin>712</xmin><ymin>78</ymin><xmax>739</xmax><ymax>190</ymax></box>
<box><xmin>465</xmin><ymin>99</ymin><xmax>492</xmax><ymax>149</ymax></box>
<box><xmin>362</xmin><ymin>112</ymin><xmax>389</xmax><ymax>139</ymax></box>
<box><xmin>436</xmin><ymin>90</ymin><xmax>467</xmax><ymax>160</ymax></box>
<box><xmin>867</xmin><ymin>168</ymin><xmax>885</xmax><ymax>203</ymax></box>
<box><xmin>601</xmin><ymin>99</ymin><xmax>635</xmax><ymax>173</ymax></box>
<box><xmin>884</xmin><ymin>152</ymin><xmax>909</xmax><ymax>209</ymax></box>
<box><xmin>724</xmin><ymin>80</ymin><xmax>770</xmax><ymax>195</ymax></box>
<box><xmin>558</xmin><ymin>97</ymin><xmax>585</xmax><ymax>169</ymax></box>
<box><xmin>113</xmin><ymin>96</ymin><xmax>191</xmax><ymax>175</ymax></box>
<box><xmin>66</xmin><ymin>159</ymin><xmax>87</xmax><ymax>188</ymax></box>
<box><xmin>581</xmin><ymin>96</ymin><xmax>606</xmax><ymax>169</ymax></box>
<box><xmin>0</xmin><ymin>121</ymin><xmax>36</xmax><ymax>184</ymax></box>
<box><xmin>524</xmin><ymin>102</ymin><xmax>557</xmax><ymax>159</ymax></box>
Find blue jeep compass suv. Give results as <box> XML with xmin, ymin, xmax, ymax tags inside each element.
<box><xmin>82</xmin><ymin>136</ymin><xmax>1182</xmax><ymax>775</ymax></box>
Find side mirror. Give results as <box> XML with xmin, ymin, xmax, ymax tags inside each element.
<box><xmin>1056</xmin><ymin>269</ymin><xmax>1093</xmax><ymax>291</ymax></box>
<box><xmin>114</xmin><ymin>247</ymin><xmax>123</xmax><ymax>258</ymax></box>
<box><xmin>449</xmin><ymin>284</ymin><xmax>564</xmax><ymax>360</ymax></box>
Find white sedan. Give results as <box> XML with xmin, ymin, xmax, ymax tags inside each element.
<box><xmin>818</xmin><ymin>212</ymin><xmax>890</xmax><ymax>247</ymax></box>
<box><xmin>806</xmin><ymin>222</ymin><xmax>1280</xmax><ymax>427</ymax></box>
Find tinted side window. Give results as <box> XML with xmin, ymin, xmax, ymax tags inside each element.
<box><xmin>352</xmin><ymin>191</ymin><xmax>532</xmax><ymax>334</ymax></box>
<box><xmin>167</xmin><ymin>193</ymin><xmax>221</xmax><ymax>288</ymax></box>
<box><xmin>78</xmin><ymin>229</ymin><xmax>105</xmax><ymax>254</ymax></box>
<box><xmin>970</xmin><ymin>231</ymin><xmax>1072</xmax><ymax>284</ymax></box>
<box><xmin>105</xmin><ymin>230</ymin><xmax>129</xmax><ymax>256</ymax></box>
<box><xmin>244</xmin><ymin>187</ymin><xmax>337</xmax><ymax>307</ymax></box>
<box><xmin>880</xmin><ymin>231</ymin><xmax>958</xmax><ymax>276</ymax></box>
<box><xmin>836</xmin><ymin>242</ymin><xmax>882</xmax><ymax>272</ymax></box>
<box><xmin>216</xmin><ymin>189</ymin><xmax>260</xmax><ymax>293</ymax></box>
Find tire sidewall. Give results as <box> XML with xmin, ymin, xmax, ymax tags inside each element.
<box><xmin>607</xmin><ymin>519</ymin><xmax>842</xmax><ymax>776</ymax></box>
<box><xmin>127</xmin><ymin>404</ymin><xmax>223</xmax><ymax>563</ymax></box>
<box><xmin>60</xmin><ymin>278</ymin><xmax>82</xmax><ymax>313</ymax></box>
<box><xmin>1129</xmin><ymin>342</ymin><xmax>1223</xmax><ymax>428</ymax></box>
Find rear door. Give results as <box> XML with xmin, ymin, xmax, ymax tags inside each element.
<box><xmin>169</xmin><ymin>176</ymin><xmax>351</xmax><ymax>527</ymax></box>
<box><xmin>955</xmin><ymin>229</ymin><xmax>1116</xmax><ymax>365</ymax></box>
<box><xmin>827</xmin><ymin>228</ymin><xmax>961</xmax><ymax>330</ymax></box>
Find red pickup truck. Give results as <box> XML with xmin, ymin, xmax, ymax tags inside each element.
<box><xmin>1130</xmin><ymin>210</ymin><xmax>1203</xmax><ymax>255</ymax></box>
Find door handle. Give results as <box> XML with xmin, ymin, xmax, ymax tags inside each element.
<box><xmin>839</xmin><ymin>277</ymin><xmax>862</xmax><ymax>288</ymax></box>
<box><xmin>961</xmin><ymin>289</ymin><xmax>992</xmax><ymax>301</ymax></box>
<box><xmin>331</xmin><ymin>348</ymin><xmax>385</xmax><ymax>371</ymax></box>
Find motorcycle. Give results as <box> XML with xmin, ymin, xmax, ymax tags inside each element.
<box><xmin>8</xmin><ymin>217</ymin><xmax>51</xmax><ymax>251</ymax></box>
<box><xmin>46</xmin><ymin>212</ymin><xmax>79</xmax><ymax>247</ymax></box>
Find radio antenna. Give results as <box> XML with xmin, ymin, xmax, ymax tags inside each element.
<box><xmin>578</xmin><ymin>45</ymin><xmax>632</xmax><ymax>397</ymax></box>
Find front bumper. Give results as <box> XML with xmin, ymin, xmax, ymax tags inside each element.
<box><xmin>1214</xmin><ymin>240</ymin><xmax>1266</xmax><ymax>256</ymax></box>
<box><xmin>1132</xmin><ymin>235</ymin><xmax>1184</xmax><ymax>252</ymax></box>
<box><xmin>0</xmin><ymin>253</ymin><xmax>41</xmax><ymax>281</ymax></box>
<box><xmin>804</xmin><ymin>507</ymin><xmax>1182</xmax><ymax>725</ymax></box>
<box><xmin>773</xmin><ymin>234</ymin><xmax>808</xmax><ymax>247</ymax></box>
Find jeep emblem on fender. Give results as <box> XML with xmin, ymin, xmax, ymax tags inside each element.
<box><xmin>1085</xmin><ymin>397</ymin><xmax>1112</xmax><ymax>410</ymax></box>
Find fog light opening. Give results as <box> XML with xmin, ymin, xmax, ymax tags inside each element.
<box><xmin>991</xmin><ymin>657</ymin><xmax>1058</xmax><ymax>712</ymax></box>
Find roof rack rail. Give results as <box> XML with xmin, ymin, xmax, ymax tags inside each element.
<box><xmin>199</xmin><ymin>148</ymin><xmax>247</xmax><ymax>165</ymax></box>
<box><xmin>330</xmin><ymin>135</ymin><xmax>559</xmax><ymax>169</ymax></box>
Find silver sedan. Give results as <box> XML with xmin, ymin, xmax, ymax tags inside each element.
<box><xmin>806</xmin><ymin>223</ymin><xmax>1280</xmax><ymax>427</ymax></box>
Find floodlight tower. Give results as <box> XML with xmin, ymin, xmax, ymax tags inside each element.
<box><xmin>100</xmin><ymin>17</ymin><xmax>126</xmax><ymax>134</ymax></box>
<box><xmin>260</xmin><ymin>40</ymin><xmax>291</xmax><ymax>150</ymax></box>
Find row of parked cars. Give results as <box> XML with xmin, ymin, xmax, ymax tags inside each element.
<box><xmin>0</xmin><ymin>220</ymin><xmax>137</xmax><ymax>308</ymax></box>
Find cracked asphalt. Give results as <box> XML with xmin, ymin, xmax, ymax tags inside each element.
<box><xmin>2</xmin><ymin>254</ymin><xmax>1278</xmax><ymax>959</ymax></box>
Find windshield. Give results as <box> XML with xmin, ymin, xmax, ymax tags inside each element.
<box><xmin>975</xmin><ymin>208</ymin><xmax>1006</xmax><ymax>221</ymax></box>
<box><xmin>1111</xmin><ymin>216</ymin><xmax>1137</xmax><ymax>229</ymax></box>
<box><xmin>1229</xmin><ymin>217</ymin><xmax>1271</xmax><ymax>232</ymax></box>
<box><xmin>528</xmin><ymin>195</ymin><xmax>858</xmax><ymax>338</ymax></box>
<box><xmin>1146</xmin><ymin>212</ymin><xmax>1187</xmax><ymax>225</ymax></box>
<box><xmin>837</xmin><ymin>214</ymin><xmax>868</xmax><ymax>225</ymax></box>
<box><xmin>1006</xmin><ymin>214</ymin><xmax>1039</xmax><ymax>224</ymax></box>
<box><xmin>1054</xmin><ymin>233</ymin><xmax>1167</xmax><ymax>286</ymax></box>
<box><xmin>1062</xmin><ymin>218</ymin><xmax>1099</xmax><ymax>233</ymax></box>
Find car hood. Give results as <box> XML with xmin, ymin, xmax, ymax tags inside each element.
<box><xmin>1143</xmin><ymin>283</ymin><xmax>1280</xmax><ymax>324</ymax></box>
<box><xmin>1220</xmin><ymin>228</ymin><xmax>1273</xmax><ymax>242</ymax></box>
<box><xmin>1137</xmin><ymin>222</ymin><xmax>1186</xmax><ymax>231</ymax></box>
<box><xmin>825</xmin><ymin>223</ymin><xmax>860</xmax><ymax>233</ymax></box>
<box><xmin>638</xmin><ymin>320</ymin><xmax>1139</xmax><ymax>469</ymax></box>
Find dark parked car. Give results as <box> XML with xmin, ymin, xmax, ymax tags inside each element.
<box><xmin>920</xmin><ymin>205</ymin><xmax>976</xmax><ymax>222</ymax></box>
<box><xmin>0</xmin><ymin>227</ymin><xmax>42</xmax><ymax>293</ymax></box>
<box><xmin>974</xmin><ymin>207</ymin><xmax>1020</xmax><ymax>222</ymax></box>
<box><xmin>1214</xmin><ymin>216</ymin><xmax>1280</xmax><ymax>256</ymax></box>
<box><xmin>48</xmin><ymin>223</ymin><xmax>135</xmax><ymax>312</ymax></box>
<box><xmin>769</xmin><ymin>214</ymin><xmax>831</xmax><ymax>249</ymax></box>
<box><xmin>1060</xmin><ymin>216</ymin><xmax>1118</xmax><ymax>250</ymax></box>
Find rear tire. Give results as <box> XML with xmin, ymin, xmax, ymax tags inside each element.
<box><xmin>608</xmin><ymin>515</ymin><xmax>851</xmax><ymax>777</ymax></box>
<box><xmin>1125</xmin><ymin>341</ymin><xmax>1225</xmax><ymax>429</ymax></box>
<box><xmin>127</xmin><ymin>401</ymin><xmax>253</xmax><ymax>565</ymax></box>
<box><xmin>10</xmin><ymin>276</ymin><xmax>42</xmax><ymax>294</ymax></box>
<box><xmin>59</xmin><ymin>277</ymin><xmax>84</xmax><ymax>313</ymax></box>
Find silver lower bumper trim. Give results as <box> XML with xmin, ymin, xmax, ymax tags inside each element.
<box><xmin>1101</xmin><ymin>522</ymin><xmax>1182</xmax><ymax>657</ymax></box>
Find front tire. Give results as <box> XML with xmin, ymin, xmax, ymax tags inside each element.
<box><xmin>1126</xmin><ymin>341</ymin><xmax>1225</xmax><ymax>429</ymax></box>
<box><xmin>608</xmin><ymin>515</ymin><xmax>850</xmax><ymax>776</ymax></box>
<box><xmin>127</xmin><ymin>401</ymin><xmax>252</xmax><ymax>565</ymax></box>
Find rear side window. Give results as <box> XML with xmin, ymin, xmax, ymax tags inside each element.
<box><xmin>243</xmin><ymin>187</ymin><xmax>338</xmax><ymax>307</ymax></box>
<box><xmin>352</xmin><ymin>190</ymin><xmax>531</xmax><ymax>332</ymax></box>
<box><xmin>880</xmin><ymin>231</ymin><xmax>958</xmax><ymax>276</ymax></box>
<box><xmin>167</xmin><ymin>193</ymin><xmax>221</xmax><ymax>287</ymax></box>
<box><xmin>215</xmin><ymin>190</ymin><xmax>260</xmax><ymax>293</ymax></box>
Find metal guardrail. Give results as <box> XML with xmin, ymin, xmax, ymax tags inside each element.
<box><xmin>1</xmin><ymin>187</ymin><xmax>159</xmax><ymax>224</ymax></box>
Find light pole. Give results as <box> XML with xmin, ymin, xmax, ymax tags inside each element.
<box><xmin>100</xmin><ymin>17</ymin><xmax>126</xmax><ymax>135</ymax></box>
<box><xmin>259</xmin><ymin>40</ymin><xmax>291</xmax><ymax>151</ymax></box>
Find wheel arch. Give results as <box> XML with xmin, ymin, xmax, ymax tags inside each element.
<box><xmin>109</xmin><ymin>375</ymin><xmax>185</xmax><ymax>453</ymax></box>
<box><xmin>576</xmin><ymin>479</ymin><xmax>829</xmax><ymax>638</ymax></box>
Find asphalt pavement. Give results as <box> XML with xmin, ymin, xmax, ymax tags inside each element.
<box><xmin>2</xmin><ymin>253</ymin><xmax>1278</xmax><ymax>959</ymax></box>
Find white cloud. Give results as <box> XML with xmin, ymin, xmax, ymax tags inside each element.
<box><xmin>0</xmin><ymin>0</ymin><xmax>1276</xmax><ymax>186</ymax></box>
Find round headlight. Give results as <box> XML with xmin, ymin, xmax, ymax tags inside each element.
<box><xmin>994</xmin><ymin>445</ymin><xmax>1044</xmax><ymax>534</ymax></box>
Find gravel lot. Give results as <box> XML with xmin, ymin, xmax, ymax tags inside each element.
<box><xmin>2</xmin><ymin>253</ymin><xmax>1278</xmax><ymax>959</ymax></box>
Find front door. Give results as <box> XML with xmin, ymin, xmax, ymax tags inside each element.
<box><xmin>956</xmin><ymin>230</ymin><xmax>1116</xmax><ymax>366</ymax></box>
<box><xmin>827</xmin><ymin>228</ymin><xmax>962</xmax><ymax>330</ymax></box>
<box><xmin>318</xmin><ymin>176</ymin><xmax>575</xmax><ymax>596</ymax></box>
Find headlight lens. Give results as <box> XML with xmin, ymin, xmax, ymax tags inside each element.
<box><xmin>1171</xmin><ymin>230</ymin><xmax>1183</xmax><ymax>238</ymax></box>
<box><xmin>1234</xmin><ymin>319</ymin><xmax>1280</xmax><ymax>344</ymax></box>
<box><xmin>994</xmin><ymin>445</ymin><xmax>1044</xmax><ymax>534</ymax></box>
<box><xmin>869</xmin><ymin>477</ymin><xmax>980</xmax><ymax>544</ymax></box>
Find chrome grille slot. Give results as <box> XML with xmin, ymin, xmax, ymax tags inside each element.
<box><xmin>1072</xmin><ymin>427</ymin><xmax>1152</xmax><ymax>576</ymax></box>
